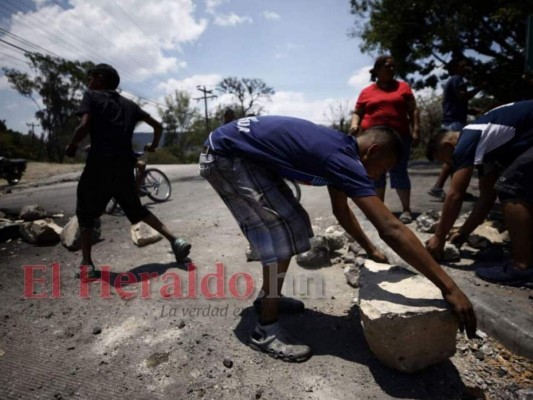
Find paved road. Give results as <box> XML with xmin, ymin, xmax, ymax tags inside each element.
<box><xmin>0</xmin><ymin>163</ymin><xmax>531</xmax><ymax>400</ymax></box>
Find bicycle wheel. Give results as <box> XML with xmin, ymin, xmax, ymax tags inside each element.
<box><xmin>284</xmin><ymin>178</ymin><xmax>301</xmax><ymax>202</ymax></box>
<box><xmin>143</xmin><ymin>168</ymin><xmax>171</xmax><ymax>202</ymax></box>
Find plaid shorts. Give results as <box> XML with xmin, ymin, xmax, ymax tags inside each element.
<box><xmin>199</xmin><ymin>152</ymin><xmax>313</xmax><ymax>264</ymax></box>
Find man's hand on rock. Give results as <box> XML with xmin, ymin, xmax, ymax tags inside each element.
<box><xmin>443</xmin><ymin>286</ymin><xmax>477</xmax><ymax>339</ymax></box>
<box><xmin>426</xmin><ymin>235</ymin><xmax>445</xmax><ymax>261</ymax></box>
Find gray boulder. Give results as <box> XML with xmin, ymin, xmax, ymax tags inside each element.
<box><xmin>19</xmin><ymin>205</ymin><xmax>47</xmax><ymax>221</ymax></box>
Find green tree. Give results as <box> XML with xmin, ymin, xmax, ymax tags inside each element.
<box><xmin>3</xmin><ymin>53</ymin><xmax>93</xmax><ymax>162</ymax></box>
<box><xmin>157</xmin><ymin>90</ymin><xmax>200</xmax><ymax>160</ymax></box>
<box><xmin>349</xmin><ymin>0</ymin><xmax>533</xmax><ymax>102</ymax></box>
<box><xmin>216</xmin><ymin>77</ymin><xmax>275</xmax><ymax>116</ymax></box>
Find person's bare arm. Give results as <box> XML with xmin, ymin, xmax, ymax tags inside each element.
<box><xmin>328</xmin><ymin>186</ymin><xmax>388</xmax><ymax>262</ymax></box>
<box><xmin>65</xmin><ymin>113</ymin><xmax>90</xmax><ymax>157</ymax></box>
<box><xmin>450</xmin><ymin>173</ymin><xmax>498</xmax><ymax>247</ymax></box>
<box><xmin>426</xmin><ymin>167</ymin><xmax>474</xmax><ymax>259</ymax></box>
<box><xmin>142</xmin><ymin>115</ymin><xmax>163</xmax><ymax>152</ymax></box>
<box><xmin>349</xmin><ymin>106</ymin><xmax>364</xmax><ymax>136</ymax></box>
<box><xmin>354</xmin><ymin>195</ymin><xmax>477</xmax><ymax>337</ymax></box>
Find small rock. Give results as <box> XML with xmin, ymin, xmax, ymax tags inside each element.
<box><xmin>19</xmin><ymin>205</ymin><xmax>47</xmax><ymax>221</ymax></box>
<box><xmin>343</xmin><ymin>265</ymin><xmax>360</xmax><ymax>288</ymax></box>
<box><xmin>92</xmin><ymin>326</ymin><xmax>102</xmax><ymax>335</ymax></box>
<box><xmin>223</xmin><ymin>358</ymin><xmax>233</xmax><ymax>368</ymax></box>
<box><xmin>178</xmin><ymin>321</ymin><xmax>186</xmax><ymax>329</ymax></box>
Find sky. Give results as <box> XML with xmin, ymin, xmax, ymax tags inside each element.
<box><xmin>0</xmin><ymin>0</ymin><xmax>378</xmax><ymax>135</ymax></box>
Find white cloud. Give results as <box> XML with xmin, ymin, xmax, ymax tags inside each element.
<box><xmin>214</xmin><ymin>13</ymin><xmax>252</xmax><ymax>27</ymax></box>
<box><xmin>205</xmin><ymin>0</ymin><xmax>225</xmax><ymax>14</ymax></box>
<box><xmin>262</xmin><ymin>11</ymin><xmax>280</xmax><ymax>20</ymax></box>
<box><xmin>3</xmin><ymin>0</ymin><xmax>207</xmax><ymax>82</ymax></box>
<box><xmin>156</xmin><ymin>74</ymin><xmax>222</xmax><ymax>97</ymax></box>
<box><xmin>348</xmin><ymin>65</ymin><xmax>372</xmax><ymax>92</ymax></box>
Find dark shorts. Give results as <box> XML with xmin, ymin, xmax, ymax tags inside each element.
<box><xmin>199</xmin><ymin>152</ymin><xmax>313</xmax><ymax>264</ymax></box>
<box><xmin>494</xmin><ymin>146</ymin><xmax>533</xmax><ymax>204</ymax></box>
<box><xmin>76</xmin><ymin>155</ymin><xmax>149</xmax><ymax>229</ymax></box>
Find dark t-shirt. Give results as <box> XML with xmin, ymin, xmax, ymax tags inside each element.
<box><xmin>205</xmin><ymin>115</ymin><xmax>376</xmax><ymax>198</ymax></box>
<box><xmin>453</xmin><ymin>100</ymin><xmax>533</xmax><ymax>172</ymax></box>
<box><xmin>442</xmin><ymin>75</ymin><xmax>468</xmax><ymax>126</ymax></box>
<box><xmin>77</xmin><ymin>90</ymin><xmax>149</xmax><ymax>157</ymax></box>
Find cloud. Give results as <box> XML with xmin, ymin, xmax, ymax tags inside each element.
<box><xmin>262</xmin><ymin>11</ymin><xmax>280</xmax><ymax>20</ymax></box>
<box><xmin>274</xmin><ymin>43</ymin><xmax>299</xmax><ymax>59</ymax></box>
<box><xmin>156</xmin><ymin>74</ymin><xmax>222</xmax><ymax>97</ymax></box>
<box><xmin>347</xmin><ymin>65</ymin><xmax>372</xmax><ymax>92</ymax></box>
<box><xmin>213</xmin><ymin>13</ymin><xmax>252</xmax><ymax>27</ymax></box>
<box><xmin>205</xmin><ymin>0</ymin><xmax>225</xmax><ymax>14</ymax></box>
<box><xmin>2</xmin><ymin>0</ymin><xmax>207</xmax><ymax>82</ymax></box>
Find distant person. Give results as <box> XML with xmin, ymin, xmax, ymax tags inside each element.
<box><xmin>65</xmin><ymin>63</ymin><xmax>191</xmax><ymax>278</ymax></box>
<box><xmin>201</xmin><ymin>115</ymin><xmax>476</xmax><ymax>362</ymax></box>
<box><xmin>426</xmin><ymin>100</ymin><xmax>533</xmax><ymax>287</ymax></box>
<box><xmin>350</xmin><ymin>55</ymin><xmax>420</xmax><ymax>224</ymax></box>
<box><xmin>428</xmin><ymin>58</ymin><xmax>483</xmax><ymax>200</ymax></box>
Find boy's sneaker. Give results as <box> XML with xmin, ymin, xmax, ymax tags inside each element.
<box><xmin>75</xmin><ymin>263</ymin><xmax>101</xmax><ymax>280</ymax></box>
<box><xmin>172</xmin><ymin>238</ymin><xmax>191</xmax><ymax>262</ymax></box>
<box><xmin>475</xmin><ymin>262</ymin><xmax>533</xmax><ymax>288</ymax></box>
<box><xmin>253</xmin><ymin>295</ymin><xmax>305</xmax><ymax>314</ymax></box>
<box><xmin>428</xmin><ymin>187</ymin><xmax>446</xmax><ymax>200</ymax></box>
<box><xmin>249</xmin><ymin>323</ymin><xmax>312</xmax><ymax>362</ymax></box>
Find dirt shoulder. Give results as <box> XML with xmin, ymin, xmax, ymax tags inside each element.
<box><xmin>0</xmin><ymin>161</ymin><xmax>84</xmax><ymax>189</ymax></box>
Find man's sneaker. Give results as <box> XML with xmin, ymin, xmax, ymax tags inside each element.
<box><xmin>475</xmin><ymin>262</ymin><xmax>533</xmax><ymax>288</ymax></box>
<box><xmin>172</xmin><ymin>238</ymin><xmax>191</xmax><ymax>262</ymax></box>
<box><xmin>428</xmin><ymin>187</ymin><xmax>446</xmax><ymax>200</ymax></box>
<box><xmin>249</xmin><ymin>323</ymin><xmax>312</xmax><ymax>362</ymax></box>
<box><xmin>253</xmin><ymin>295</ymin><xmax>305</xmax><ymax>314</ymax></box>
<box><xmin>399</xmin><ymin>211</ymin><xmax>413</xmax><ymax>224</ymax></box>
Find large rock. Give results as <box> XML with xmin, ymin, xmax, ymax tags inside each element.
<box><xmin>60</xmin><ymin>216</ymin><xmax>101</xmax><ymax>251</ymax></box>
<box><xmin>468</xmin><ymin>221</ymin><xmax>504</xmax><ymax>247</ymax></box>
<box><xmin>324</xmin><ymin>225</ymin><xmax>351</xmax><ymax>250</ymax></box>
<box><xmin>19</xmin><ymin>205</ymin><xmax>47</xmax><ymax>221</ymax></box>
<box><xmin>131</xmin><ymin>222</ymin><xmax>162</xmax><ymax>247</ymax></box>
<box><xmin>20</xmin><ymin>218</ymin><xmax>62</xmax><ymax>245</ymax></box>
<box><xmin>358</xmin><ymin>260</ymin><xmax>458</xmax><ymax>373</ymax></box>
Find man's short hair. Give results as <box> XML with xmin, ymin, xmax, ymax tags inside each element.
<box><xmin>426</xmin><ymin>128</ymin><xmax>451</xmax><ymax>161</ymax></box>
<box><xmin>361</xmin><ymin>126</ymin><xmax>403</xmax><ymax>161</ymax></box>
<box><xmin>89</xmin><ymin>64</ymin><xmax>120</xmax><ymax>90</ymax></box>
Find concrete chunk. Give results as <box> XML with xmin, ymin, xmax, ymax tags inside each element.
<box><xmin>131</xmin><ymin>222</ymin><xmax>162</xmax><ymax>247</ymax></box>
<box><xmin>20</xmin><ymin>218</ymin><xmax>62</xmax><ymax>245</ymax></box>
<box><xmin>358</xmin><ymin>260</ymin><xmax>458</xmax><ymax>373</ymax></box>
<box><xmin>60</xmin><ymin>216</ymin><xmax>101</xmax><ymax>251</ymax></box>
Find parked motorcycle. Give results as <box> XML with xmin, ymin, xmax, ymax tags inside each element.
<box><xmin>0</xmin><ymin>156</ymin><xmax>27</xmax><ymax>185</ymax></box>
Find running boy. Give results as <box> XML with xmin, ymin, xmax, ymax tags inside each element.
<box><xmin>65</xmin><ymin>64</ymin><xmax>191</xmax><ymax>277</ymax></box>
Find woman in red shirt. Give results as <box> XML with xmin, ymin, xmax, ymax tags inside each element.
<box><xmin>350</xmin><ymin>55</ymin><xmax>420</xmax><ymax>223</ymax></box>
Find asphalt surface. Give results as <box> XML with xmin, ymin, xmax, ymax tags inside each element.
<box><xmin>0</xmin><ymin>162</ymin><xmax>531</xmax><ymax>400</ymax></box>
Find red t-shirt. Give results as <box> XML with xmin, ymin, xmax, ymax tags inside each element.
<box><xmin>355</xmin><ymin>80</ymin><xmax>414</xmax><ymax>137</ymax></box>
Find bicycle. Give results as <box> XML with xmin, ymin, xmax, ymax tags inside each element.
<box><xmin>105</xmin><ymin>153</ymin><xmax>172</xmax><ymax>214</ymax></box>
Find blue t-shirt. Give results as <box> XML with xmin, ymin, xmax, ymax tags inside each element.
<box><xmin>206</xmin><ymin>116</ymin><xmax>376</xmax><ymax>198</ymax></box>
<box><xmin>453</xmin><ymin>100</ymin><xmax>533</xmax><ymax>172</ymax></box>
<box><xmin>442</xmin><ymin>75</ymin><xmax>468</xmax><ymax>126</ymax></box>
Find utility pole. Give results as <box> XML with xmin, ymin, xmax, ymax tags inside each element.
<box><xmin>26</xmin><ymin>122</ymin><xmax>39</xmax><ymax>135</ymax></box>
<box><xmin>194</xmin><ymin>85</ymin><xmax>217</xmax><ymax>136</ymax></box>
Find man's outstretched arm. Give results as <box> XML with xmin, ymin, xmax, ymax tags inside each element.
<box><xmin>427</xmin><ymin>166</ymin><xmax>474</xmax><ymax>259</ymax></box>
<box><xmin>66</xmin><ymin>113</ymin><xmax>90</xmax><ymax>157</ymax></box>
<box><xmin>354</xmin><ymin>194</ymin><xmax>477</xmax><ymax>338</ymax></box>
<box><xmin>142</xmin><ymin>115</ymin><xmax>163</xmax><ymax>152</ymax></box>
<box><xmin>328</xmin><ymin>186</ymin><xmax>388</xmax><ymax>263</ymax></box>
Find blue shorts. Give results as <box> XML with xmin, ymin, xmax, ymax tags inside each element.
<box><xmin>374</xmin><ymin>136</ymin><xmax>412</xmax><ymax>190</ymax></box>
<box><xmin>199</xmin><ymin>153</ymin><xmax>313</xmax><ymax>264</ymax></box>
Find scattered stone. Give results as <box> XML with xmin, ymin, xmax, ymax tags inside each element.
<box><xmin>358</xmin><ymin>260</ymin><xmax>458</xmax><ymax>373</ymax></box>
<box><xmin>324</xmin><ymin>225</ymin><xmax>348</xmax><ymax>250</ymax></box>
<box><xmin>19</xmin><ymin>218</ymin><xmax>62</xmax><ymax>245</ymax></box>
<box><xmin>60</xmin><ymin>216</ymin><xmax>101</xmax><ymax>251</ymax></box>
<box><xmin>92</xmin><ymin>326</ymin><xmax>102</xmax><ymax>335</ymax></box>
<box><xmin>470</xmin><ymin>221</ymin><xmax>504</xmax><ymax>246</ymax></box>
<box><xmin>245</xmin><ymin>245</ymin><xmax>260</xmax><ymax>262</ymax></box>
<box><xmin>223</xmin><ymin>358</ymin><xmax>233</xmax><ymax>368</ymax></box>
<box><xmin>178</xmin><ymin>320</ymin><xmax>186</xmax><ymax>329</ymax></box>
<box><xmin>343</xmin><ymin>265</ymin><xmax>360</xmax><ymax>288</ymax></box>
<box><xmin>145</xmin><ymin>352</ymin><xmax>169</xmax><ymax>368</ymax></box>
<box><xmin>415</xmin><ymin>210</ymin><xmax>440</xmax><ymax>233</ymax></box>
<box><xmin>348</xmin><ymin>242</ymin><xmax>363</xmax><ymax>255</ymax></box>
<box><xmin>19</xmin><ymin>204</ymin><xmax>47</xmax><ymax>221</ymax></box>
<box><xmin>131</xmin><ymin>222</ymin><xmax>162</xmax><ymax>247</ymax></box>
<box><xmin>442</xmin><ymin>244</ymin><xmax>460</xmax><ymax>261</ymax></box>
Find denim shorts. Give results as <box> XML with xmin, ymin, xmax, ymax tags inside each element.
<box><xmin>199</xmin><ymin>153</ymin><xmax>313</xmax><ymax>264</ymax></box>
<box><xmin>494</xmin><ymin>146</ymin><xmax>533</xmax><ymax>204</ymax></box>
<box><xmin>374</xmin><ymin>136</ymin><xmax>412</xmax><ymax>190</ymax></box>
